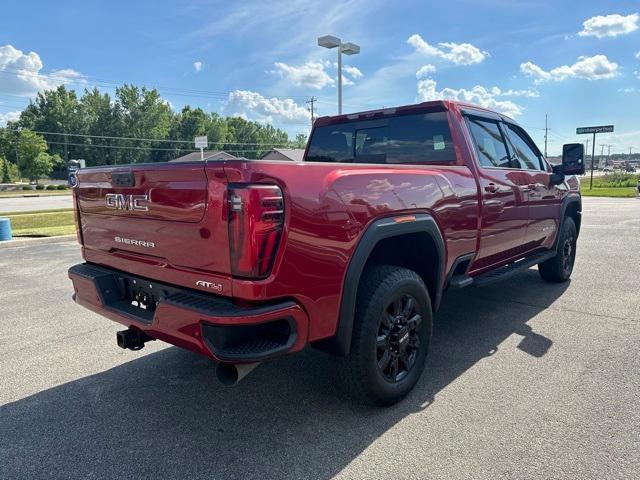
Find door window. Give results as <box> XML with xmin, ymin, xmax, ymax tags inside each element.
<box><xmin>466</xmin><ymin>118</ymin><xmax>511</xmax><ymax>168</ymax></box>
<box><xmin>504</xmin><ymin>124</ymin><xmax>544</xmax><ymax>171</ymax></box>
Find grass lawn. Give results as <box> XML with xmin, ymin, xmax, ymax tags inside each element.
<box><xmin>581</xmin><ymin>187</ymin><xmax>638</xmax><ymax>198</ymax></box>
<box><xmin>579</xmin><ymin>173</ymin><xmax>639</xmax><ymax>198</ymax></box>
<box><xmin>0</xmin><ymin>190</ymin><xmax>72</xmax><ymax>197</ymax></box>
<box><xmin>1</xmin><ymin>209</ymin><xmax>75</xmax><ymax>237</ymax></box>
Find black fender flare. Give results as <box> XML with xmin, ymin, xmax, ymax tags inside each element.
<box><xmin>554</xmin><ymin>195</ymin><xmax>582</xmax><ymax>252</ymax></box>
<box><xmin>317</xmin><ymin>213</ymin><xmax>446</xmax><ymax>356</ymax></box>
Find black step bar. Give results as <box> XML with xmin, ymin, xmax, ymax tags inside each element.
<box><xmin>448</xmin><ymin>250</ymin><xmax>556</xmax><ymax>289</ymax></box>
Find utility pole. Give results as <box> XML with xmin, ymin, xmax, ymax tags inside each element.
<box><xmin>590</xmin><ymin>133</ymin><xmax>596</xmax><ymax>189</ymax></box>
<box><xmin>544</xmin><ymin>114</ymin><xmax>548</xmax><ymax>157</ymax></box>
<box><xmin>585</xmin><ymin>138</ymin><xmax>590</xmax><ymax>159</ymax></box>
<box><xmin>306</xmin><ymin>96</ymin><xmax>317</xmax><ymax>128</ymax></box>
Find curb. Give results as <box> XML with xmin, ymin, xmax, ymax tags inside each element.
<box><xmin>0</xmin><ymin>235</ymin><xmax>77</xmax><ymax>249</ymax></box>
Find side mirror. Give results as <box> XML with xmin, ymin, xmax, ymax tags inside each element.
<box><xmin>561</xmin><ymin>143</ymin><xmax>585</xmax><ymax>175</ymax></box>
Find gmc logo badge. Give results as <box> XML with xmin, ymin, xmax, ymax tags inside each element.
<box><xmin>105</xmin><ymin>193</ymin><xmax>149</xmax><ymax>212</ymax></box>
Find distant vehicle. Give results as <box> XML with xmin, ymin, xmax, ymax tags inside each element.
<box><xmin>603</xmin><ymin>166</ymin><xmax>614</xmax><ymax>172</ymax></box>
<box><xmin>68</xmin><ymin>100</ymin><xmax>584</xmax><ymax>405</ymax></box>
<box><xmin>624</xmin><ymin>165</ymin><xmax>636</xmax><ymax>173</ymax></box>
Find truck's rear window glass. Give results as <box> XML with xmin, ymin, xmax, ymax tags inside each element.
<box><xmin>305</xmin><ymin>112</ymin><xmax>455</xmax><ymax>164</ymax></box>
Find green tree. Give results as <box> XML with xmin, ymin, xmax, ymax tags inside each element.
<box><xmin>0</xmin><ymin>156</ymin><xmax>10</xmax><ymax>183</ymax></box>
<box><xmin>19</xmin><ymin>86</ymin><xmax>83</xmax><ymax>163</ymax></box>
<box><xmin>116</xmin><ymin>85</ymin><xmax>172</xmax><ymax>163</ymax></box>
<box><xmin>5</xmin><ymin>160</ymin><xmax>20</xmax><ymax>182</ymax></box>
<box><xmin>292</xmin><ymin>133</ymin><xmax>307</xmax><ymax>149</ymax></box>
<box><xmin>17</xmin><ymin>130</ymin><xmax>49</xmax><ymax>182</ymax></box>
<box><xmin>79</xmin><ymin>88</ymin><xmax>124</xmax><ymax>166</ymax></box>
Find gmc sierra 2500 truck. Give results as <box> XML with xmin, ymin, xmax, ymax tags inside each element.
<box><xmin>68</xmin><ymin>100</ymin><xmax>585</xmax><ymax>405</ymax></box>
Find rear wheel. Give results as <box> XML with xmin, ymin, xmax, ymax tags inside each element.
<box><xmin>538</xmin><ymin>217</ymin><xmax>577</xmax><ymax>283</ymax></box>
<box><xmin>340</xmin><ymin>265</ymin><xmax>432</xmax><ymax>406</ymax></box>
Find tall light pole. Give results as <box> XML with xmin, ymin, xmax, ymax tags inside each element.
<box><xmin>317</xmin><ymin>35</ymin><xmax>360</xmax><ymax>115</ymax></box>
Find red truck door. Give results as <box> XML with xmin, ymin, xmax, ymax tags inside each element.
<box><xmin>502</xmin><ymin>122</ymin><xmax>562</xmax><ymax>250</ymax></box>
<box><xmin>465</xmin><ymin>116</ymin><xmax>531</xmax><ymax>269</ymax></box>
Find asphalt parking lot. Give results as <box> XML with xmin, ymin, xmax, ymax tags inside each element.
<box><xmin>1</xmin><ymin>196</ymin><xmax>639</xmax><ymax>480</ymax></box>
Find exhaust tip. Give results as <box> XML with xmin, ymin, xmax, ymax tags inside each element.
<box><xmin>215</xmin><ymin>362</ymin><xmax>261</xmax><ymax>385</ymax></box>
<box><xmin>216</xmin><ymin>363</ymin><xmax>240</xmax><ymax>386</ymax></box>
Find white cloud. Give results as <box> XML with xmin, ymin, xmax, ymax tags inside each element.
<box><xmin>578</xmin><ymin>13</ymin><xmax>639</xmax><ymax>38</ymax></box>
<box><xmin>636</xmin><ymin>51</ymin><xmax>640</xmax><ymax>60</ymax></box>
<box><xmin>193</xmin><ymin>61</ymin><xmax>204</xmax><ymax>72</ymax></box>
<box><xmin>417</xmin><ymin>79</ymin><xmax>524</xmax><ymax>117</ymax></box>
<box><xmin>224</xmin><ymin>90</ymin><xmax>309</xmax><ymax>125</ymax></box>
<box><xmin>618</xmin><ymin>87</ymin><xmax>637</xmax><ymax>93</ymax></box>
<box><xmin>341</xmin><ymin>75</ymin><xmax>354</xmax><ymax>86</ymax></box>
<box><xmin>490</xmin><ymin>87</ymin><xmax>539</xmax><ymax>97</ymax></box>
<box><xmin>271</xmin><ymin>61</ymin><xmax>334</xmax><ymax>89</ymax></box>
<box><xmin>343</xmin><ymin>65</ymin><xmax>363</xmax><ymax>79</ymax></box>
<box><xmin>0</xmin><ymin>44</ymin><xmax>85</xmax><ymax>97</ymax></box>
<box><xmin>520</xmin><ymin>55</ymin><xmax>618</xmax><ymax>83</ymax></box>
<box><xmin>407</xmin><ymin>34</ymin><xmax>488</xmax><ymax>65</ymax></box>
<box><xmin>0</xmin><ymin>110</ymin><xmax>20</xmax><ymax>126</ymax></box>
<box><xmin>416</xmin><ymin>64</ymin><xmax>436</xmax><ymax>79</ymax></box>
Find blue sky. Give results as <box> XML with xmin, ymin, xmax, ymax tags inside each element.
<box><xmin>1</xmin><ymin>0</ymin><xmax>639</xmax><ymax>155</ymax></box>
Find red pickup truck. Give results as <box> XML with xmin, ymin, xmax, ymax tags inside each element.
<box><xmin>68</xmin><ymin>100</ymin><xmax>585</xmax><ymax>405</ymax></box>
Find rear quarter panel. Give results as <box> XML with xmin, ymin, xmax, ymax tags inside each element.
<box><xmin>224</xmin><ymin>160</ymin><xmax>479</xmax><ymax>342</ymax></box>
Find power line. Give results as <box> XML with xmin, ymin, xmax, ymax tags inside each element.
<box><xmin>43</xmin><ymin>140</ymin><xmax>281</xmax><ymax>153</ymax></box>
<box><xmin>2</xmin><ymin>128</ymin><xmax>297</xmax><ymax>146</ymax></box>
<box><xmin>44</xmin><ymin>140</ymin><xmax>196</xmax><ymax>152</ymax></box>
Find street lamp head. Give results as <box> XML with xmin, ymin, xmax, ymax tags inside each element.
<box><xmin>340</xmin><ymin>42</ymin><xmax>360</xmax><ymax>55</ymax></box>
<box><xmin>317</xmin><ymin>35</ymin><xmax>341</xmax><ymax>49</ymax></box>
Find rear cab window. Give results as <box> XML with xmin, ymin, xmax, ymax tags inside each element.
<box><xmin>306</xmin><ymin>111</ymin><xmax>456</xmax><ymax>164</ymax></box>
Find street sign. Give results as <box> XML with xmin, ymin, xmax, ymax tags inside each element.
<box><xmin>576</xmin><ymin>125</ymin><xmax>614</xmax><ymax>135</ymax></box>
<box><xmin>576</xmin><ymin>124</ymin><xmax>614</xmax><ymax>190</ymax></box>
<box><xmin>194</xmin><ymin>136</ymin><xmax>208</xmax><ymax>149</ymax></box>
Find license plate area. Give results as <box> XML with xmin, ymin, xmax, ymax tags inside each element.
<box><xmin>122</xmin><ymin>277</ymin><xmax>160</xmax><ymax>313</ymax></box>
<box><xmin>105</xmin><ymin>274</ymin><xmax>184</xmax><ymax>325</ymax></box>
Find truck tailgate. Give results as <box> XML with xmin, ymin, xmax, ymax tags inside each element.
<box><xmin>75</xmin><ymin>162</ymin><xmax>233</xmax><ymax>295</ymax></box>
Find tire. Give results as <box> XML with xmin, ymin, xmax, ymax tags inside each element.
<box><xmin>538</xmin><ymin>217</ymin><xmax>577</xmax><ymax>283</ymax></box>
<box><xmin>340</xmin><ymin>265</ymin><xmax>432</xmax><ymax>406</ymax></box>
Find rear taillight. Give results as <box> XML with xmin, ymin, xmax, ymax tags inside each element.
<box><xmin>228</xmin><ymin>184</ymin><xmax>284</xmax><ymax>278</ymax></box>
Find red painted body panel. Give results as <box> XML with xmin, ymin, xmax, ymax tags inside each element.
<box><xmin>70</xmin><ymin>100</ymin><xmax>578</xmax><ymax>360</ymax></box>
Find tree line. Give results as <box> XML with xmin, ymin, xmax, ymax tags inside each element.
<box><xmin>0</xmin><ymin>85</ymin><xmax>307</xmax><ymax>182</ymax></box>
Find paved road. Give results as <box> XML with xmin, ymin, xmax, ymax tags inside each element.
<box><xmin>0</xmin><ymin>194</ymin><xmax>73</xmax><ymax>213</ymax></box>
<box><xmin>1</xmin><ymin>197</ymin><xmax>638</xmax><ymax>479</ymax></box>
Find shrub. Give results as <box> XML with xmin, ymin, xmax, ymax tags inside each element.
<box><xmin>603</xmin><ymin>172</ymin><xmax>638</xmax><ymax>188</ymax></box>
<box><xmin>56</xmin><ymin>184</ymin><xmax>69</xmax><ymax>190</ymax></box>
<box><xmin>6</xmin><ymin>162</ymin><xmax>20</xmax><ymax>183</ymax></box>
<box><xmin>35</xmin><ymin>184</ymin><xmax>45</xmax><ymax>190</ymax></box>
<box><xmin>46</xmin><ymin>185</ymin><xmax>58</xmax><ymax>190</ymax></box>
<box><xmin>22</xmin><ymin>185</ymin><xmax>33</xmax><ymax>191</ymax></box>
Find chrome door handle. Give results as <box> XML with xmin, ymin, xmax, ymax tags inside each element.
<box><xmin>484</xmin><ymin>183</ymin><xmax>498</xmax><ymax>193</ymax></box>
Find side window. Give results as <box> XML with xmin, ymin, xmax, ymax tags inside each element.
<box><xmin>505</xmin><ymin>124</ymin><xmax>544</xmax><ymax>170</ymax></box>
<box><xmin>466</xmin><ymin>117</ymin><xmax>510</xmax><ymax>168</ymax></box>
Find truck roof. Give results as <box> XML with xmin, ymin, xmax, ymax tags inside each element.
<box><xmin>314</xmin><ymin>100</ymin><xmax>516</xmax><ymax>127</ymax></box>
